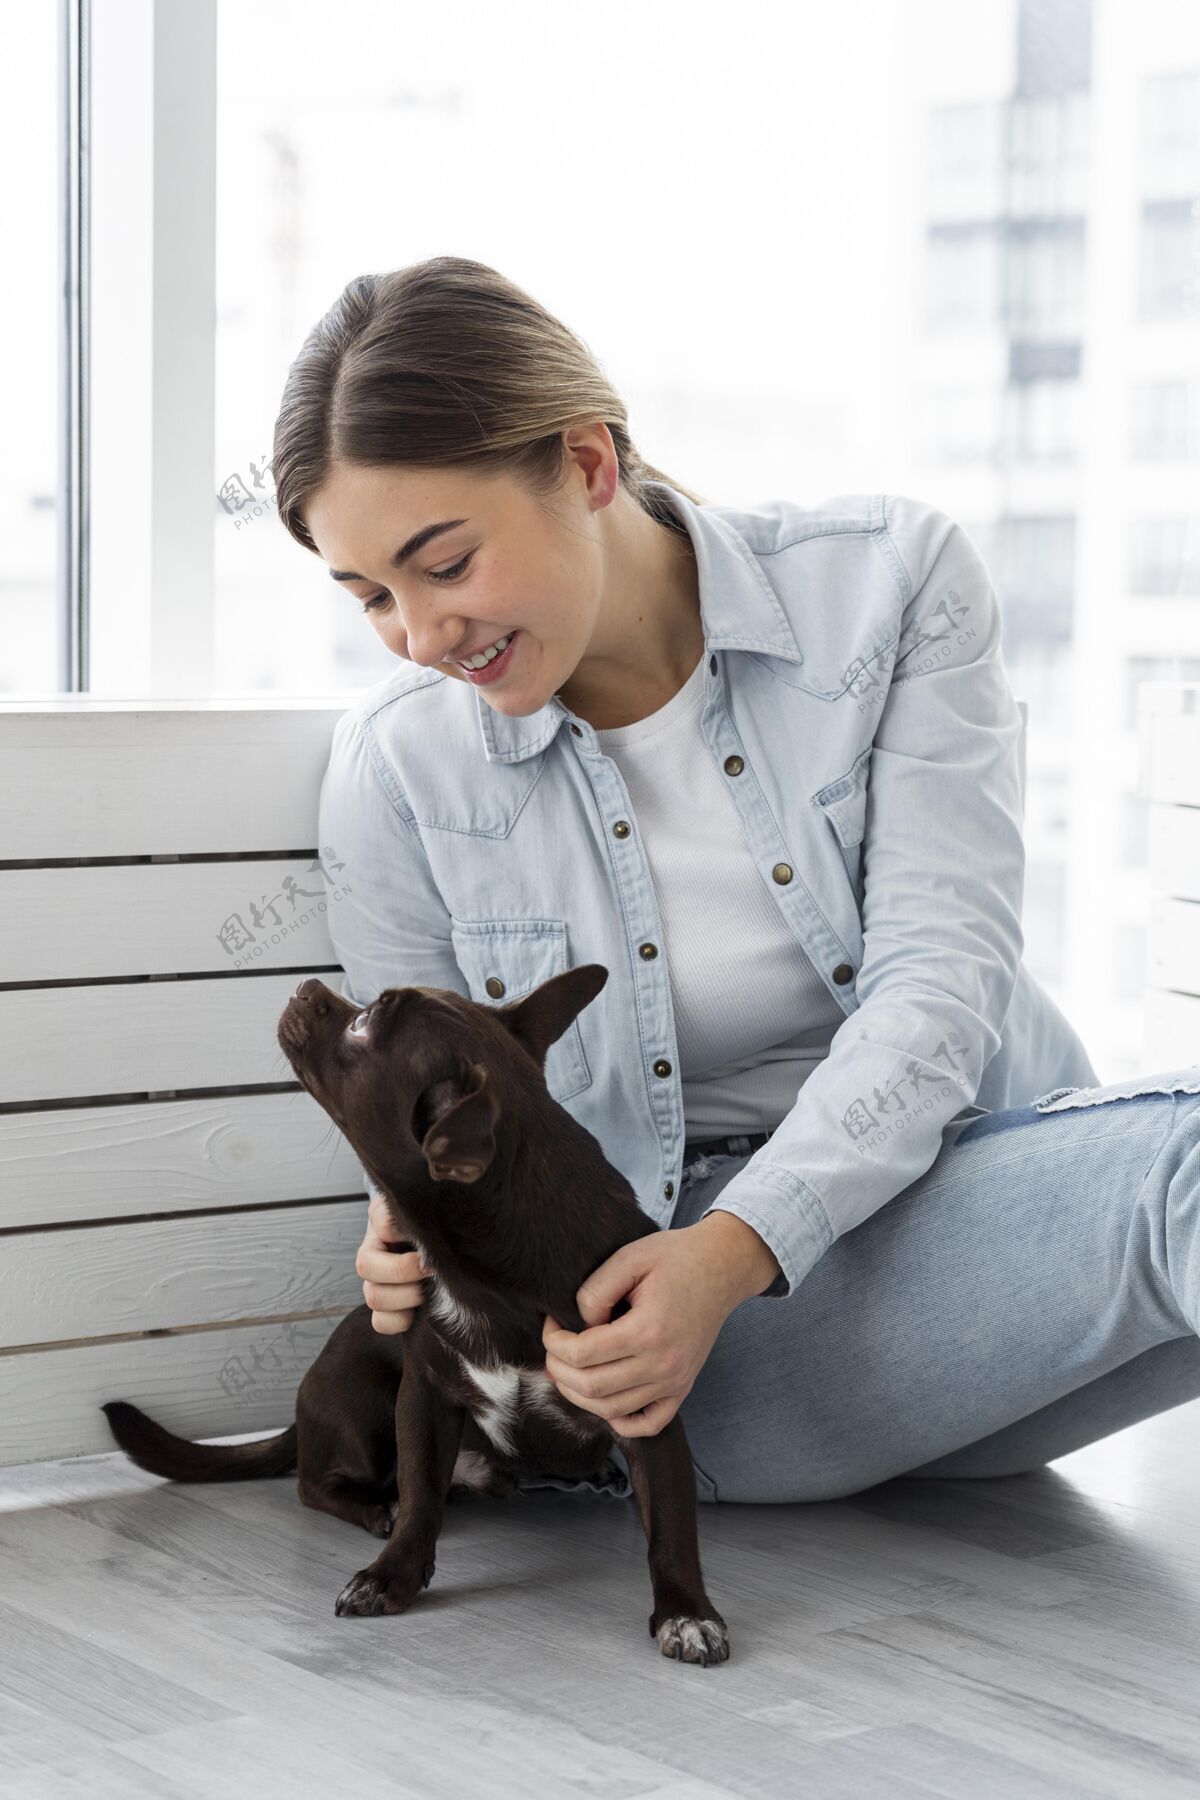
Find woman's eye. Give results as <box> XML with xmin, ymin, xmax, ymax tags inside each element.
<box><xmin>427</xmin><ymin>551</ymin><xmax>474</xmax><ymax>585</ymax></box>
<box><xmin>358</xmin><ymin>552</ymin><xmax>472</xmax><ymax>614</ymax></box>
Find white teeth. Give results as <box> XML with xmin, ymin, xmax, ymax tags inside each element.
<box><xmin>459</xmin><ymin>633</ymin><xmax>512</xmax><ymax>670</ymax></box>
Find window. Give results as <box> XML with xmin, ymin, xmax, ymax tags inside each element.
<box><xmin>1004</xmin><ymin>378</ymin><xmax>1080</xmax><ymax>461</ymax></box>
<box><xmin>20</xmin><ymin>0</ymin><xmax>1200</xmax><ymax>1088</ymax></box>
<box><xmin>1</xmin><ymin>6</ymin><xmax>59</xmax><ymax>694</ymax></box>
<box><xmin>1128</xmin><ymin>520</ymin><xmax>1200</xmax><ymax>596</ymax></box>
<box><xmin>1139</xmin><ymin>199</ymin><xmax>1200</xmax><ymax>320</ymax></box>
<box><xmin>1003</xmin><ymin>219</ymin><xmax>1087</xmax><ymax>334</ymax></box>
<box><xmin>1131</xmin><ymin>379</ymin><xmax>1199</xmax><ymax>460</ymax></box>
<box><xmin>925</xmin><ymin>223</ymin><xmax>1005</xmax><ymax>330</ymax></box>
<box><xmin>1141</xmin><ymin>70</ymin><xmax>1200</xmax><ymax>199</ymax></box>
<box><xmin>926</xmin><ymin>102</ymin><xmax>1004</xmax><ymax>222</ymax></box>
<box><xmin>968</xmin><ymin>516</ymin><xmax>1077</xmax><ymax>649</ymax></box>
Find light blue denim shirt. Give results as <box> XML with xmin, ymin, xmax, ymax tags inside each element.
<box><xmin>317</xmin><ymin>480</ymin><xmax>1098</xmax><ymax>1301</ymax></box>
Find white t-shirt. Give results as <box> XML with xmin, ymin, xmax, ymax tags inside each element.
<box><xmin>593</xmin><ymin>649</ymin><xmax>846</xmax><ymax>1139</ymax></box>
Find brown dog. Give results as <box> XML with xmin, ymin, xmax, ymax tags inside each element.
<box><xmin>102</xmin><ymin>967</ymin><xmax>729</xmax><ymax>1665</ymax></box>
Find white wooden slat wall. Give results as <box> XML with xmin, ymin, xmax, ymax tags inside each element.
<box><xmin>1139</xmin><ymin>682</ymin><xmax>1200</xmax><ymax>1067</ymax></box>
<box><xmin>0</xmin><ymin>699</ymin><xmax>370</xmax><ymax>1467</ymax></box>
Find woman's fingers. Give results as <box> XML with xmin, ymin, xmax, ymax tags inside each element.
<box><xmin>358</xmin><ymin>1190</ymin><xmax>430</xmax><ymax>1332</ymax></box>
<box><xmin>552</xmin><ymin>1370</ymin><xmax>661</xmax><ymax>1416</ymax></box>
<box><xmin>357</xmin><ymin>1243</ymin><xmax>427</xmax><ymax>1290</ymax></box>
<box><xmin>370</xmin><ymin>1306</ymin><xmax>418</xmax><ymax>1336</ymax></box>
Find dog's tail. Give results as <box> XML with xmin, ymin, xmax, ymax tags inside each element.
<box><xmin>101</xmin><ymin>1400</ymin><xmax>298</xmax><ymax>1482</ymax></box>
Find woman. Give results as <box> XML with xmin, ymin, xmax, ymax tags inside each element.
<box><xmin>271</xmin><ymin>255</ymin><xmax>1200</xmax><ymax>1505</ymax></box>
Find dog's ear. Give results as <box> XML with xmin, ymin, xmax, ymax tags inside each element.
<box><xmin>419</xmin><ymin>1063</ymin><xmax>501</xmax><ymax>1183</ymax></box>
<box><xmin>500</xmin><ymin>964</ymin><xmax>608</xmax><ymax>1072</ymax></box>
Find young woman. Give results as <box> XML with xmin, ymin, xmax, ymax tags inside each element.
<box><xmin>269</xmin><ymin>255</ymin><xmax>1200</xmax><ymax>1505</ymax></box>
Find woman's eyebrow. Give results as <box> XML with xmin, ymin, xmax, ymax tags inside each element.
<box><xmin>329</xmin><ymin>519</ymin><xmax>470</xmax><ymax>582</ymax></box>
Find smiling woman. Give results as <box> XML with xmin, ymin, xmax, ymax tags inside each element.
<box><xmin>264</xmin><ymin>252</ymin><xmax>1200</xmax><ymax>1542</ymax></box>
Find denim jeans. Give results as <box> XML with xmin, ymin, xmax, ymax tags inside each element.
<box><xmin>516</xmin><ymin>1065</ymin><xmax>1200</xmax><ymax>1504</ymax></box>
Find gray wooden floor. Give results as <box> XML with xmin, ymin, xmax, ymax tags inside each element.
<box><xmin>4</xmin><ymin>1400</ymin><xmax>1200</xmax><ymax>1799</ymax></box>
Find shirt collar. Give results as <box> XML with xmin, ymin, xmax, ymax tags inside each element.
<box><xmin>476</xmin><ymin>479</ymin><xmax>803</xmax><ymax>765</ymax></box>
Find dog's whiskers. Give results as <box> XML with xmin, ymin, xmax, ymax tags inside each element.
<box><xmin>312</xmin><ymin>1116</ymin><xmax>349</xmax><ymax>1178</ymax></box>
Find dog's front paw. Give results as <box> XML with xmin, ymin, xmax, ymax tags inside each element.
<box><xmin>650</xmin><ymin>1610</ymin><xmax>730</xmax><ymax>1666</ymax></box>
<box><xmin>335</xmin><ymin>1556</ymin><xmax>435</xmax><ymax>1618</ymax></box>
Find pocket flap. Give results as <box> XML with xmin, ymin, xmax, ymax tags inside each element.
<box><xmin>448</xmin><ymin>916</ymin><xmax>592</xmax><ymax>1103</ymax></box>
<box><xmin>812</xmin><ymin>749</ymin><xmax>871</xmax><ymax>850</ymax></box>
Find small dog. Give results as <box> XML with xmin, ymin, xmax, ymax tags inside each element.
<box><xmin>102</xmin><ymin>966</ymin><xmax>729</xmax><ymax>1665</ymax></box>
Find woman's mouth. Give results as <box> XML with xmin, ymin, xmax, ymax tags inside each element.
<box><xmin>456</xmin><ymin>630</ymin><xmax>520</xmax><ymax>685</ymax></box>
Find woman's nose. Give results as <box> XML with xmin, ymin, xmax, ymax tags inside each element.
<box><xmin>401</xmin><ymin>616</ymin><xmax>467</xmax><ymax>668</ymax></box>
<box><xmin>408</xmin><ymin>636</ymin><xmax>460</xmax><ymax>670</ymax></box>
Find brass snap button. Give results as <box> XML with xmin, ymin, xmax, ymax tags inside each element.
<box><xmin>653</xmin><ymin>1059</ymin><xmax>672</xmax><ymax>1077</ymax></box>
<box><xmin>613</xmin><ymin>820</ymin><xmax>631</xmax><ymax>838</ymax></box>
<box><xmin>832</xmin><ymin>963</ymin><xmax>854</xmax><ymax>985</ymax></box>
<box><xmin>485</xmin><ymin>976</ymin><xmax>505</xmax><ymax>998</ymax></box>
<box><xmin>724</xmin><ymin>754</ymin><xmax>744</xmax><ymax>776</ymax></box>
<box><xmin>772</xmin><ymin>863</ymin><xmax>793</xmax><ymax>884</ymax></box>
<box><xmin>638</xmin><ymin>943</ymin><xmax>658</xmax><ymax>959</ymax></box>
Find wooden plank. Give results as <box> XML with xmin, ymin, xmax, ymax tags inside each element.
<box><xmin>1138</xmin><ymin>686</ymin><xmax>1200</xmax><ymax>825</ymax></box>
<box><xmin>0</xmin><ymin>701</ymin><xmax>356</xmax><ymax>858</ymax></box>
<box><xmin>1</xmin><ymin>1202</ymin><xmax>366</xmax><ymax>1350</ymax></box>
<box><xmin>0</xmin><ymin>1090</ymin><xmax>367</xmax><ymax>1229</ymax></box>
<box><xmin>0</xmin><ymin>1314</ymin><xmax>344</xmax><ymax>1466</ymax></box>
<box><xmin>1148</xmin><ymin>896</ymin><xmax>1200</xmax><ymax>996</ymax></box>
<box><xmin>0</xmin><ymin>973</ymin><xmax>346</xmax><ymax>1103</ymax></box>
<box><xmin>0</xmin><ymin>859</ymin><xmax>348</xmax><ymax>982</ymax></box>
<box><xmin>1147</xmin><ymin>802</ymin><xmax>1200</xmax><ymax>903</ymax></box>
<box><xmin>1137</xmin><ymin>681</ymin><xmax>1200</xmax><ymax>717</ymax></box>
<box><xmin>1143</xmin><ymin>988</ymin><xmax>1200</xmax><ymax>1069</ymax></box>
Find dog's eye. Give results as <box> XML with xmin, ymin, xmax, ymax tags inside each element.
<box><xmin>347</xmin><ymin>1009</ymin><xmax>372</xmax><ymax>1039</ymax></box>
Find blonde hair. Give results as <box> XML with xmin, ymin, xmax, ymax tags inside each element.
<box><xmin>272</xmin><ymin>255</ymin><xmax>706</xmax><ymax>555</ymax></box>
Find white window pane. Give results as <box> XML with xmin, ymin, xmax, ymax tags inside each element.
<box><xmin>0</xmin><ymin>7</ymin><xmax>58</xmax><ymax>694</ymax></box>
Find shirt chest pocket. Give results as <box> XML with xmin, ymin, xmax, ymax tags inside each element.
<box><xmin>448</xmin><ymin>916</ymin><xmax>593</xmax><ymax>1104</ymax></box>
<box><xmin>812</xmin><ymin>748</ymin><xmax>871</xmax><ymax>896</ymax></box>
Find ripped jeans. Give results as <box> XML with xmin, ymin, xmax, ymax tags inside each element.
<box><xmin>522</xmin><ymin>1065</ymin><xmax>1200</xmax><ymax>1505</ymax></box>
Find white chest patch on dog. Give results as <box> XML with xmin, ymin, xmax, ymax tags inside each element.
<box><xmin>456</xmin><ymin>1356</ymin><xmax>597</xmax><ymax>1459</ymax></box>
<box><xmin>426</xmin><ymin>1275</ymin><xmax>597</xmax><ymax>1458</ymax></box>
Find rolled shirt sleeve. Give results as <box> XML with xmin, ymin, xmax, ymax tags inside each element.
<box><xmin>702</xmin><ymin>496</ymin><xmax>1026</xmax><ymax>1300</ymax></box>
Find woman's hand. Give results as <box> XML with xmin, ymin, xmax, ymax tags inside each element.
<box><xmin>541</xmin><ymin>1223</ymin><xmax>743</xmax><ymax>1439</ymax></box>
<box><xmin>355</xmin><ymin>1188</ymin><xmax>430</xmax><ymax>1335</ymax></box>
